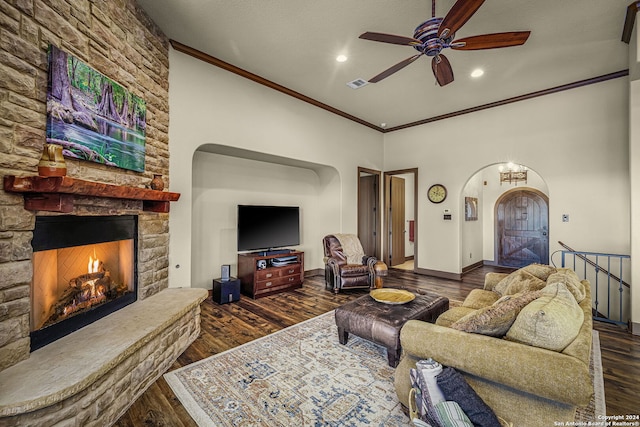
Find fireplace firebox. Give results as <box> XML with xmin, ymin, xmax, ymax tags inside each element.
<box><xmin>31</xmin><ymin>215</ymin><xmax>138</xmax><ymax>351</ymax></box>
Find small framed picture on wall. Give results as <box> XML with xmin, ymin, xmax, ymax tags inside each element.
<box><xmin>465</xmin><ymin>197</ymin><xmax>478</xmax><ymax>221</ymax></box>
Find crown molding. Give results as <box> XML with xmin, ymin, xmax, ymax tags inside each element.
<box><xmin>384</xmin><ymin>70</ymin><xmax>629</xmax><ymax>133</ymax></box>
<box><xmin>622</xmin><ymin>1</ymin><xmax>640</xmax><ymax>43</ymax></box>
<box><xmin>171</xmin><ymin>40</ymin><xmax>628</xmax><ymax>135</ymax></box>
<box><xmin>170</xmin><ymin>40</ymin><xmax>381</xmax><ymax>132</ymax></box>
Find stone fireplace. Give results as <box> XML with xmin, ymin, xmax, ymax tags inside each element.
<box><xmin>0</xmin><ymin>199</ymin><xmax>210</xmax><ymax>427</ymax></box>
<box><xmin>30</xmin><ymin>215</ymin><xmax>138</xmax><ymax>351</ymax></box>
<box><xmin>0</xmin><ymin>198</ymin><xmax>210</xmax><ymax>427</ymax></box>
<box><xmin>0</xmin><ymin>0</ymin><xmax>175</xmax><ymax>375</ymax></box>
<box><xmin>0</xmin><ymin>1</ymin><xmax>208</xmax><ymax>424</ymax></box>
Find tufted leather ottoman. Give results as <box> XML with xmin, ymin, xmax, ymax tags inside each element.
<box><xmin>335</xmin><ymin>291</ymin><xmax>448</xmax><ymax>367</ymax></box>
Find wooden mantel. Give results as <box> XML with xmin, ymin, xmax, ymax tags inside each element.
<box><xmin>3</xmin><ymin>175</ymin><xmax>181</xmax><ymax>213</ymax></box>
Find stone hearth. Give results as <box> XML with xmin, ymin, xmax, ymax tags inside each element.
<box><xmin>0</xmin><ymin>288</ymin><xmax>207</xmax><ymax>426</ymax></box>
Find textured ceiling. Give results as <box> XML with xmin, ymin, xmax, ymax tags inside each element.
<box><xmin>137</xmin><ymin>0</ymin><xmax>631</xmax><ymax>130</ymax></box>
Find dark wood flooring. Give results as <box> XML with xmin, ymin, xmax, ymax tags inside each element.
<box><xmin>115</xmin><ymin>267</ymin><xmax>640</xmax><ymax>426</ymax></box>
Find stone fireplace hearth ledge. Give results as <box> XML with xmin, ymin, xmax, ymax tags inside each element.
<box><xmin>0</xmin><ymin>287</ymin><xmax>207</xmax><ymax>425</ymax></box>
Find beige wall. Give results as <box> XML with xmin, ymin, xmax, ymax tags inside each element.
<box><xmin>383</xmin><ymin>78</ymin><xmax>630</xmax><ymax>276</ymax></box>
<box><xmin>191</xmin><ymin>151</ymin><xmax>340</xmax><ymax>289</ymax></box>
<box><xmin>461</xmin><ymin>171</ymin><xmax>484</xmax><ymax>268</ymax></box>
<box><xmin>167</xmin><ymin>48</ymin><xmax>384</xmax><ymax>288</ymax></box>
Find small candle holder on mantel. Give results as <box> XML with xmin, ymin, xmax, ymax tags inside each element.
<box><xmin>150</xmin><ymin>174</ymin><xmax>164</xmax><ymax>191</ymax></box>
<box><xmin>38</xmin><ymin>144</ymin><xmax>67</xmax><ymax>177</ymax></box>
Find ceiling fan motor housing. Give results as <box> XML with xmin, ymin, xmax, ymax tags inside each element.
<box><xmin>413</xmin><ymin>17</ymin><xmax>453</xmax><ymax>56</ymax></box>
<box><xmin>358</xmin><ymin>0</ymin><xmax>530</xmax><ymax>86</ymax></box>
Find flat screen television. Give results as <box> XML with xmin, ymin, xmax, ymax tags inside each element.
<box><xmin>237</xmin><ymin>205</ymin><xmax>300</xmax><ymax>252</ymax></box>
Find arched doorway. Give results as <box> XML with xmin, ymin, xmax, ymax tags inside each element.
<box><xmin>495</xmin><ymin>188</ymin><xmax>549</xmax><ymax>267</ymax></box>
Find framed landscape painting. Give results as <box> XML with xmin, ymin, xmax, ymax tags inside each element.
<box><xmin>46</xmin><ymin>45</ymin><xmax>146</xmax><ymax>172</ymax></box>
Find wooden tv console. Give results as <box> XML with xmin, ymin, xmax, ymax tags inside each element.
<box><xmin>237</xmin><ymin>251</ymin><xmax>304</xmax><ymax>298</ymax></box>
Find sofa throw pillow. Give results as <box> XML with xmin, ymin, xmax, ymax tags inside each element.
<box><xmin>461</xmin><ymin>289</ymin><xmax>500</xmax><ymax>310</ymax></box>
<box><xmin>410</xmin><ymin>359</ymin><xmax>447</xmax><ymax>427</ymax></box>
<box><xmin>506</xmin><ymin>282</ymin><xmax>584</xmax><ymax>351</ymax></box>
<box><xmin>546</xmin><ymin>269</ymin><xmax>586</xmax><ymax>303</ymax></box>
<box><xmin>494</xmin><ymin>270</ymin><xmax>547</xmax><ymax>296</ymax></box>
<box><xmin>435</xmin><ymin>307</ymin><xmax>477</xmax><ymax>327</ymax></box>
<box><xmin>434</xmin><ymin>401</ymin><xmax>474</xmax><ymax>427</ymax></box>
<box><xmin>521</xmin><ymin>263</ymin><xmax>557</xmax><ymax>281</ymax></box>
<box><xmin>436</xmin><ymin>367</ymin><xmax>502</xmax><ymax>427</ymax></box>
<box><xmin>451</xmin><ymin>290</ymin><xmax>543</xmax><ymax>337</ymax></box>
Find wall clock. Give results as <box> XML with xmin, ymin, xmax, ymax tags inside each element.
<box><xmin>427</xmin><ymin>184</ymin><xmax>447</xmax><ymax>204</ymax></box>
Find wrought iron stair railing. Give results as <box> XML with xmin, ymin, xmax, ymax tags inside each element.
<box><xmin>556</xmin><ymin>241</ymin><xmax>630</xmax><ymax>326</ymax></box>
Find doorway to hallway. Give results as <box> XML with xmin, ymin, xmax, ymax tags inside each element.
<box><xmin>383</xmin><ymin>168</ymin><xmax>418</xmax><ymax>270</ymax></box>
<box><xmin>357</xmin><ymin>168</ymin><xmax>381</xmax><ymax>260</ymax></box>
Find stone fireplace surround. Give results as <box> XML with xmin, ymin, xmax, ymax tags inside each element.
<box><xmin>0</xmin><ymin>1</ymin><xmax>205</xmax><ymax>424</ymax></box>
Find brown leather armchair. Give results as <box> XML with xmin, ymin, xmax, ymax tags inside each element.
<box><xmin>323</xmin><ymin>234</ymin><xmax>381</xmax><ymax>294</ymax></box>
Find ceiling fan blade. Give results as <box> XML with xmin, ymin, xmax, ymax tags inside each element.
<box><xmin>369</xmin><ymin>54</ymin><xmax>423</xmax><ymax>83</ymax></box>
<box><xmin>450</xmin><ymin>31</ymin><xmax>531</xmax><ymax>50</ymax></box>
<box><xmin>359</xmin><ymin>32</ymin><xmax>422</xmax><ymax>46</ymax></box>
<box><xmin>438</xmin><ymin>0</ymin><xmax>486</xmax><ymax>39</ymax></box>
<box><xmin>432</xmin><ymin>54</ymin><xmax>454</xmax><ymax>86</ymax></box>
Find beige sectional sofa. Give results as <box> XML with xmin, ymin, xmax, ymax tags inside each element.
<box><xmin>394</xmin><ymin>265</ymin><xmax>593</xmax><ymax>427</ymax></box>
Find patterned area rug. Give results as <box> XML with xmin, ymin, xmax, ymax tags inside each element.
<box><xmin>165</xmin><ymin>311</ymin><xmax>407</xmax><ymax>426</ymax></box>
<box><xmin>165</xmin><ymin>311</ymin><xmax>605</xmax><ymax>426</ymax></box>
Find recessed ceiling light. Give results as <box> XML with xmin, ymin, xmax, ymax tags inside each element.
<box><xmin>336</xmin><ymin>54</ymin><xmax>348</xmax><ymax>63</ymax></box>
<box><xmin>471</xmin><ymin>68</ymin><xmax>484</xmax><ymax>78</ymax></box>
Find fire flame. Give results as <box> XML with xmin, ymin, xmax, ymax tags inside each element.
<box><xmin>88</xmin><ymin>255</ymin><xmax>100</xmax><ymax>274</ymax></box>
<box><xmin>87</xmin><ymin>250</ymin><xmax>105</xmax><ymax>300</ymax></box>
<box><xmin>61</xmin><ymin>251</ymin><xmax>106</xmax><ymax>318</ymax></box>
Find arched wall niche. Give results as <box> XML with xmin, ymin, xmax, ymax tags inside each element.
<box><xmin>191</xmin><ymin>144</ymin><xmax>342</xmax><ymax>290</ymax></box>
<box><xmin>460</xmin><ymin>163</ymin><xmax>549</xmax><ymax>269</ymax></box>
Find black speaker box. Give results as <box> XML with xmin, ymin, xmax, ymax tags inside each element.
<box><xmin>212</xmin><ymin>278</ymin><xmax>241</xmax><ymax>304</ymax></box>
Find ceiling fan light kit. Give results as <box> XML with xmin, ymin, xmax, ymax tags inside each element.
<box><xmin>358</xmin><ymin>0</ymin><xmax>530</xmax><ymax>86</ymax></box>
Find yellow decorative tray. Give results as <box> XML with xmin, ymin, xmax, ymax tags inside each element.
<box><xmin>370</xmin><ymin>288</ymin><xmax>415</xmax><ymax>305</ymax></box>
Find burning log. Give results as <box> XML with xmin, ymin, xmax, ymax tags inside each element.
<box><xmin>71</xmin><ymin>271</ymin><xmax>102</xmax><ymax>287</ymax></box>
<box><xmin>69</xmin><ymin>271</ymin><xmax>112</xmax><ymax>291</ymax></box>
<box><xmin>42</xmin><ymin>271</ymin><xmax>117</xmax><ymax>327</ymax></box>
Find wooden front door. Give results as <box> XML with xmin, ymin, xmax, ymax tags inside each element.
<box><xmin>387</xmin><ymin>175</ymin><xmax>405</xmax><ymax>266</ymax></box>
<box><xmin>496</xmin><ymin>188</ymin><xmax>549</xmax><ymax>267</ymax></box>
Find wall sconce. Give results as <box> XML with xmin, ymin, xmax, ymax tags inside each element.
<box><xmin>499</xmin><ymin>162</ymin><xmax>528</xmax><ymax>185</ymax></box>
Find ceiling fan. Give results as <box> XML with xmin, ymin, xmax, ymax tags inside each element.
<box><xmin>359</xmin><ymin>0</ymin><xmax>530</xmax><ymax>86</ymax></box>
